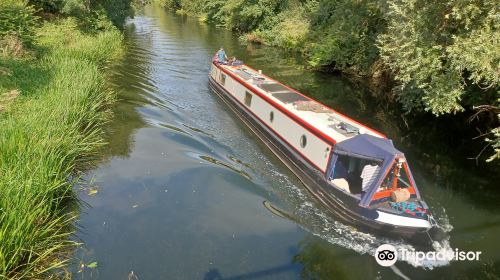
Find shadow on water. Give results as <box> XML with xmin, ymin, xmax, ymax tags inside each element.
<box><xmin>201</xmin><ymin>235</ymin><xmax>391</xmax><ymax>280</ymax></box>
<box><xmin>203</xmin><ymin>265</ymin><xmax>296</xmax><ymax>280</ymax></box>
<box><xmin>71</xmin><ymin>4</ymin><xmax>500</xmax><ymax>280</ymax></box>
<box><xmin>96</xmin><ymin>23</ymin><xmax>154</xmax><ymax>160</ymax></box>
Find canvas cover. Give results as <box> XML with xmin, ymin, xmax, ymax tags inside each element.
<box><xmin>332</xmin><ymin>134</ymin><xmax>417</xmax><ymax>207</ymax></box>
<box><xmin>333</xmin><ymin>134</ymin><xmax>403</xmax><ymax>161</ymax></box>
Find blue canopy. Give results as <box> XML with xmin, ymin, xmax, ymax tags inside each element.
<box><xmin>332</xmin><ymin>134</ymin><xmax>418</xmax><ymax>207</ymax></box>
<box><xmin>333</xmin><ymin>134</ymin><xmax>403</xmax><ymax>161</ymax></box>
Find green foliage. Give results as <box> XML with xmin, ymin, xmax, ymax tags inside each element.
<box><xmin>60</xmin><ymin>0</ymin><xmax>134</xmax><ymax>30</ymax></box>
<box><xmin>244</xmin><ymin>0</ymin><xmax>316</xmax><ymax>50</ymax></box>
<box><xmin>226</xmin><ymin>0</ymin><xmax>285</xmax><ymax>33</ymax></box>
<box><xmin>0</xmin><ymin>0</ymin><xmax>38</xmax><ymax>47</ymax></box>
<box><xmin>155</xmin><ymin>0</ymin><xmax>286</xmax><ymax>32</ymax></box>
<box><xmin>154</xmin><ymin>0</ymin><xmax>181</xmax><ymax>9</ymax></box>
<box><xmin>28</xmin><ymin>0</ymin><xmax>65</xmax><ymax>13</ymax></box>
<box><xmin>307</xmin><ymin>0</ymin><xmax>384</xmax><ymax>73</ymax></box>
<box><xmin>264</xmin><ymin>6</ymin><xmax>308</xmax><ymax>50</ymax></box>
<box><xmin>26</xmin><ymin>0</ymin><xmax>135</xmax><ymax>29</ymax></box>
<box><xmin>487</xmin><ymin>117</ymin><xmax>500</xmax><ymax>162</ymax></box>
<box><xmin>203</xmin><ymin>0</ymin><xmax>228</xmax><ymax>25</ymax></box>
<box><xmin>59</xmin><ymin>0</ymin><xmax>85</xmax><ymax>15</ymax></box>
<box><xmin>0</xmin><ymin>18</ymin><xmax>122</xmax><ymax>278</ymax></box>
<box><xmin>0</xmin><ymin>0</ymin><xmax>130</xmax><ymax>276</ymax></box>
<box><xmin>377</xmin><ymin>0</ymin><xmax>499</xmax><ymax>160</ymax></box>
<box><xmin>99</xmin><ymin>0</ymin><xmax>135</xmax><ymax>28</ymax></box>
<box><xmin>378</xmin><ymin>0</ymin><xmax>499</xmax><ymax>115</ymax></box>
<box><xmin>158</xmin><ymin>0</ymin><xmax>384</xmax><ymax>73</ymax></box>
<box><xmin>447</xmin><ymin>5</ymin><xmax>499</xmax><ymax>91</ymax></box>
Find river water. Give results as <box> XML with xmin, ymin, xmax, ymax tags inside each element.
<box><xmin>71</xmin><ymin>5</ymin><xmax>500</xmax><ymax>279</ymax></box>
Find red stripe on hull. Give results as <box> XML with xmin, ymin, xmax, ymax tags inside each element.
<box><xmin>209</xmin><ymin>76</ymin><xmax>329</xmax><ymax>173</ymax></box>
<box><xmin>214</xmin><ymin>63</ymin><xmax>338</xmax><ymax>145</ymax></box>
<box><xmin>230</xmin><ymin>63</ymin><xmax>386</xmax><ymax>138</ymax></box>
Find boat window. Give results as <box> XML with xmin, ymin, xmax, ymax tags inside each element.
<box><xmin>365</xmin><ymin>159</ymin><xmax>419</xmax><ymax>205</ymax></box>
<box><xmin>300</xmin><ymin>135</ymin><xmax>307</xmax><ymax>148</ymax></box>
<box><xmin>379</xmin><ymin>161</ymin><xmax>413</xmax><ymax>191</ymax></box>
<box><xmin>399</xmin><ymin>166</ymin><xmax>412</xmax><ymax>188</ymax></box>
<box><xmin>220</xmin><ymin>73</ymin><xmax>226</xmax><ymax>86</ymax></box>
<box><xmin>331</xmin><ymin>155</ymin><xmax>378</xmax><ymax>195</ymax></box>
<box><xmin>244</xmin><ymin>91</ymin><xmax>252</xmax><ymax>107</ymax></box>
<box><xmin>269</xmin><ymin>111</ymin><xmax>274</xmax><ymax>123</ymax></box>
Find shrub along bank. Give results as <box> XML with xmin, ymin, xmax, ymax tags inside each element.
<box><xmin>0</xmin><ymin>0</ymin><xmax>128</xmax><ymax>278</ymax></box>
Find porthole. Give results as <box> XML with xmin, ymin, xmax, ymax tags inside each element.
<box><xmin>244</xmin><ymin>91</ymin><xmax>252</xmax><ymax>107</ymax></box>
<box><xmin>220</xmin><ymin>73</ymin><xmax>226</xmax><ymax>86</ymax></box>
<box><xmin>269</xmin><ymin>111</ymin><xmax>274</xmax><ymax>123</ymax></box>
<box><xmin>300</xmin><ymin>135</ymin><xmax>307</xmax><ymax>148</ymax></box>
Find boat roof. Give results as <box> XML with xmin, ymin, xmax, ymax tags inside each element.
<box><xmin>333</xmin><ymin>134</ymin><xmax>403</xmax><ymax>162</ymax></box>
<box><xmin>333</xmin><ymin>134</ymin><xmax>410</xmax><ymax>207</ymax></box>
<box><xmin>217</xmin><ymin>63</ymin><xmax>386</xmax><ymax>144</ymax></box>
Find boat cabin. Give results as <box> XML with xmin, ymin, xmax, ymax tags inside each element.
<box><xmin>326</xmin><ymin>134</ymin><xmax>420</xmax><ymax>208</ymax></box>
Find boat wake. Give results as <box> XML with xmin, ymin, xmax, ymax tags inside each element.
<box><xmin>300</xmin><ymin>201</ymin><xmax>454</xmax><ymax>269</ymax></box>
<box><xmin>260</xmin><ymin>170</ymin><xmax>454</xmax><ymax>270</ymax></box>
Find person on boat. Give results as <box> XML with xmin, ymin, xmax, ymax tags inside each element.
<box><xmin>360</xmin><ymin>162</ymin><xmax>380</xmax><ymax>193</ymax></box>
<box><xmin>217</xmin><ymin>47</ymin><xmax>228</xmax><ymax>64</ymax></box>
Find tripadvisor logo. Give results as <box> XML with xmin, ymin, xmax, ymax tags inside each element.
<box><xmin>375</xmin><ymin>244</ymin><xmax>397</xmax><ymax>266</ymax></box>
<box><xmin>374</xmin><ymin>244</ymin><xmax>482</xmax><ymax>266</ymax></box>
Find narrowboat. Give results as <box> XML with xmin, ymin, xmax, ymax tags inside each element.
<box><xmin>208</xmin><ymin>58</ymin><xmax>446</xmax><ymax>243</ymax></box>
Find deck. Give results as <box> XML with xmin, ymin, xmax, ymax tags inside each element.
<box><xmin>219</xmin><ymin>64</ymin><xmax>385</xmax><ymax>143</ymax></box>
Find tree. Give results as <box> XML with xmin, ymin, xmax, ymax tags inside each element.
<box><xmin>378</xmin><ymin>0</ymin><xmax>499</xmax><ymax>115</ymax></box>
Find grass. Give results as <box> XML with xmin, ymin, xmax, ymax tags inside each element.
<box><xmin>0</xmin><ymin>18</ymin><xmax>122</xmax><ymax>279</ymax></box>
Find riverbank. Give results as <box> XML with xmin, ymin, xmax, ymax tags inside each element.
<box><xmin>0</xmin><ymin>18</ymin><xmax>123</xmax><ymax>278</ymax></box>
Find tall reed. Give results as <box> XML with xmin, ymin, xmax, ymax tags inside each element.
<box><xmin>0</xmin><ymin>18</ymin><xmax>122</xmax><ymax>279</ymax></box>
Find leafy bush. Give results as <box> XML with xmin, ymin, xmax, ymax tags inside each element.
<box><xmin>162</xmin><ymin>0</ymin><xmax>384</xmax><ymax>74</ymax></box>
<box><xmin>0</xmin><ymin>0</ymin><xmax>38</xmax><ymax>47</ymax></box>
<box><xmin>100</xmin><ymin>0</ymin><xmax>135</xmax><ymax>28</ymax></box>
<box><xmin>61</xmin><ymin>0</ymin><xmax>134</xmax><ymax>30</ymax></box>
<box><xmin>487</xmin><ymin>120</ymin><xmax>500</xmax><ymax>162</ymax></box>
<box><xmin>28</xmin><ymin>0</ymin><xmax>65</xmax><ymax>14</ymax></box>
<box><xmin>155</xmin><ymin>0</ymin><xmax>181</xmax><ymax>9</ymax></box>
<box><xmin>225</xmin><ymin>0</ymin><xmax>285</xmax><ymax>33</ymax></box>
<box><xmin>378</xmin><ymin>0</ymin><xmax>499</xmax><ymax>115</ymax></box>
<box><xmin>268</xmin><ymin>8</ymin><xmax>309</xmax><ymax>50</ymax></box>
<box><xmin>306</xmin><ymin>0</ymin><xmax>384</xmax><ymax>73</ymax></box>
<box><xmin>203</xmin><ymin>0</ymin><xmax>228</xmax><ymax>25</ymax></box>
